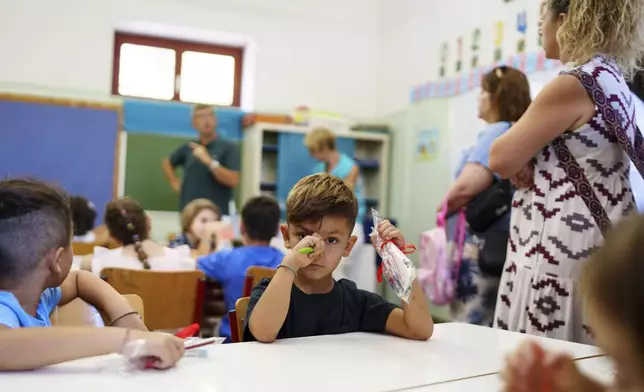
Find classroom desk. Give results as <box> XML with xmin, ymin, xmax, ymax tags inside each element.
<box><xmin>3</xmin><ymin>323</ymin><xmax>601</xmax><ymax>392</ymax></box>
<box><xmin>411</xmin><ymin>356</ymin><xmax>613</xmax><ymax>391</ymax></box>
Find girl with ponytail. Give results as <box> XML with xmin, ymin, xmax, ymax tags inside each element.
<box><xmin>90</xmin><ymin>197</ymin><xmax>195</xmax><ymax>275</ymax></box>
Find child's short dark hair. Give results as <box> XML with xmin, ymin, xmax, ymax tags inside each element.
<box><xmin>581</xmin><ymin>215</ymin><xmax>644</xmax><ymax>366</ymax></box>
<box><xmin>0</xmin><ymin>179</ymin><xmax>72</xmax><ymax>282</ymax></box>
<box><xmin>286</xmin><ymin>173</ymin><xmax>358</xmax><ymax>229</ymax></box>
<box><xmin>242</xmin><ymin>196</ymin><xmax>280</xmax><ymax>242</ymax></box>
<box><xmin>70</xmin><ymin>196</ymin><xmax>97</xmax><ymax>236</ymax></box>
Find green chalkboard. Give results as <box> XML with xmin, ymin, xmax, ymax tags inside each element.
<box><xmin>124</xmin><ymin>132</ymin><xmax>243</xmax><ymax>212</ymax></box>
<box><xmin>124</xmin><ymin>133</ymin><xmax>191</xmax><ymax>211</ymax></box>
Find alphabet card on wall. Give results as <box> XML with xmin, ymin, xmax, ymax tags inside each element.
<box><xmin>439</xmin><ymin>42</ymin><xmax>449</xmax><ymax>77</ymax></box>
<box><xmin>471</xmin><ymin>28</ymin><xmax>481</xmax><ymax>68</ymax></box>
<box><xmin>493</xmin><ymin>21</ymin><xmax>504</xmax><ymax>63</ymax></box>
<box><xmin>455</xmin><ymin>36</ymin><xmax>464</xmax><ymax>73</ymax></box>
<box><xmin>517</xmin><ymin>11</ymin><xmax>527</xmax><ymax>53</ymax></box>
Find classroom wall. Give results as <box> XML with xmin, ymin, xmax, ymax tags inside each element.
<box><xmin>377</xmin><ymin>0</ymin><xmax>545</xmax><ymax>116</ymax></box>
<box><xmin>380</xmin><ymin>100</ymin><xmax>452</xmax><ymax>318</ymax></box>
<box><xmin>0</xmin><ymin>0</ymin><xmax>378</xmax><ymax>118</ymax></box>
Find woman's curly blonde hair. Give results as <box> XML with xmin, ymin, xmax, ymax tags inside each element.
<box><xmin>546</xmin><ymin>0</ymin><xmax>644</xmax><ymax>78</ymax></box>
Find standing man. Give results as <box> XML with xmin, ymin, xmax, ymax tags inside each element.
<box><xmin>162</xmin><ymin>104</ymin><xmax>240</xmax><ymax>216</ymax></box>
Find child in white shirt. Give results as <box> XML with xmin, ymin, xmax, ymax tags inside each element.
<box><xmin>91</xmin><ymin>197</ymin><xmax>195</xmax><ymax>276</ymax></box>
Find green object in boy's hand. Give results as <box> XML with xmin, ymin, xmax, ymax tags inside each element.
<box><xmin>299</xmin><ymin>247</ymin><xmax>314</xmax><ymax>255</ymax></box>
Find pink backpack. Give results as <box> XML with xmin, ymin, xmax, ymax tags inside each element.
<box><xmin>418</xmin><ymin>203</ymin><xmax>467</xmax><ymax>305</ymax></box>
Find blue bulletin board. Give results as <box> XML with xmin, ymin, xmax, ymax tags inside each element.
<box><xmin>0</xmin><ymin>99</ymin><xmax>120</xmax><ymax>224</ymax></box>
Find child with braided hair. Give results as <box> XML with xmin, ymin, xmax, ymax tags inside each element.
<box><xmin>90</xmin><ymin>197</ymin><xmax>195</xmax><ymax>275</ymax></box>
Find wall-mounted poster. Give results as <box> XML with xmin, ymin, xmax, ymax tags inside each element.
<box><xmin>517</xmin><ymin>11</ymin><xmax>527</xmax><ymax>53</ymax></box>
<box><xmin>455</xmin><ymin>36</ymin><xmax>464</xmax><ymax>73</ymax></box>
<box><xmin>439</xmin><ymin>42</ymin><xmax>449</xmax><ymax>77</ymax></box>
<box><xmin>471</xmin><ymin>28</ymin><xmax>481</xmax><ymax>68</ymax></box>
<box><xmin>493</xmin><ymin>21</ymin><xmax>504</xmax><ymax>62</ymax></box>
<box><xmin>416</xmin><ymin>129</ymin><xmax>440</xmax><ymax>162</ymax></box>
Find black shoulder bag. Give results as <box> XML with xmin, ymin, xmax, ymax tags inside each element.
<box><xmin>465</xmin><ymin>178</ymin><xmax>514</xmax><ymax>234</ymax></box>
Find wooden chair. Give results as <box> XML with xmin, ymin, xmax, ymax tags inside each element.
<box><xmin>201</xmin><ymin>278</ymin><xmax>227</xmax><ymax>338</ymax></box>
<box><xmin>101</xmin><ymin>268</ymin><xmax>205</xmax><ymax>331</ymax></box>
<box><xmin>51</xmin><ymin>294</ymin><xmax>144</xmax><ymax>326</ymax></box>
<box><xmin>228</xmin><ymin>296</ymin><xmax>250</xmax><ymax>343</ymax></box>
<box><xmin>242</xmin><ymin>266</ymin><xmax>276</xmax><ymax>297</ymax></box>
<box><xmin>72</xmin><ymin>242</ymin><xmax>98</xmax><ymax>256</ymax></box>
<box><xmin>72</xmin><ymin>239</ymin><xmax>119</xmax><ymax>256</ymax></box>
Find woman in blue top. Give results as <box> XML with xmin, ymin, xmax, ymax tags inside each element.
<box><xmin>443</xmin><ymin>66</ymin><xmax>532</xmax><ymax>326</ymax></box>
<box><xmin>305</xmin><ymin>128</ymin><xmax>373</xmax><ymax>292</ymax></box>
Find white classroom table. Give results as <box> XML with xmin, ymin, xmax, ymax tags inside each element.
<box><xmin>3</xmin><ymin>323</ymin><xmax>602</xmax><ymax>392</ymax></box>
<box><xmin>411</xmin><ymin>356</ymin><xmax>614</xmax><ymax>391</ymax></box>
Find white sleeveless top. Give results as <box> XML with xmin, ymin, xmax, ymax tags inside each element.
<box><xmin>90</xmin><ymin>242</ymin><xmax>196</xmax><ymax>276</ymax></box>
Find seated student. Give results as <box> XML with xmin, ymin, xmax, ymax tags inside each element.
<box><xmin>70</xmin><ymin>196</ymin><xmax>97</xmax><ymax>243</ymax></box>
<box><xmin>90</xmin><ymin>197</ymin><xmax>195</xmax><ymax>275</ymax></box>
<box><xmin>0</xmin><ymin>179</ymin><xmax>184</xmax><ymax>370</ymax></box>
<box><xmin>169</xmin><ymin>198</ymin><xmax>232</xmax><ymax>256</ymax></box>
<box><xmin>501</xmin><ymin>215</ymin><xmax>644</xmax><ymax>392</ymax></box>
<box><xmin>198</xmin><ymin>196</ymin><xmax>284</xmax><ymax>342</ymax></box>
<box><xmin>244</xmin><ymin>174</ymin><xmax>433</xmax><ymax>343</ymax></box>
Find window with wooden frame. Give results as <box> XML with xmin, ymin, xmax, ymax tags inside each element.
<box><xmin>112</xmin><ymin>33</ymin><xmax>243</xmax><ymax>107</ymax></box>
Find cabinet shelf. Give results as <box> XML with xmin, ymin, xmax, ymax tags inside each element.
<box><xmin>260</xmin><ymin>182</ymin><xmax>277</xmax><ymax>192</ymax></box>
<box><xmin>355</xmin><ymin>158</ymin><xmax>379</xmax><ymax>170</ymax></box>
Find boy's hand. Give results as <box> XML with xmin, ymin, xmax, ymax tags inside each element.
<box><xmin>126</xmin><ymin>331</ymin><xmax>185</xmax><ymax>370</ymax></box>
<box><xmin>281</xmin><ymin>234</ymin><xmax>324</xmax><ymax>272</ymax></box>
<box><xmin>375</xmin><ymin>220</ymin><xmax>406</xmax><ymax>247</ymax></box>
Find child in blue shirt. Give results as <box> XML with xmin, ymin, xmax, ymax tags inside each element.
<box><xmin>0</xmin><ymin>179</ymin><xmax>184</xmax><ymax>370</ymax></box>
<box><xmin>198</xmin><ymin>196</ymin><xmax>283</xmax><ymax>342</ymax></box>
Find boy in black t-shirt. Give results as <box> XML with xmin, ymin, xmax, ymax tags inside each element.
<box><xmin>244</xmin><ymin>173</ymin><xmax>433</xmax><ymax>342</ymax></box>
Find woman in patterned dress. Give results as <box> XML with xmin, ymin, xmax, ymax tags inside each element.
<box><xmin>489</xmin><ymin>0</ymin><xmax>644</xmax><ymax>343</ymax></box>
<box><xmin>444</xmin><ymin>67</ymin><xmax>532</xmax><ymax>326</ymax></box>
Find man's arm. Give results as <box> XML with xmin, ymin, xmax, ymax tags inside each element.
<box><xmin>162</xmin><ymin>145</ymin><xmax>186</xmax><ymax>193</ymax></box>
<box><xmin>60</xmin><ymin>271</ymin><xmax>147</xmax><ymax>331</ymax></box>
<box><xmin>209</xmin><ymin>165</ymin><xmax>239</xmax><ymax>189</ymax></box>
<box><xmin>384</xmin><ymin>281</ymin><xmax>433</xmax><ymax>340</ymax></box>
<box><xmin>212</xmin><ymin>142</ymin><xmax>240</xmax><ymax>188</ymax></box>
<box><xmin>188</xmin><ymin>142</ymin><xmax>239</xmax><ymax>188</ymax></box>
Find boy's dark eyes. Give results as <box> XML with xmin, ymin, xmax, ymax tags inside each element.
<box><xmin>295</xmin><ymin>234</ymin><xmax>339</xmax><ymax>243</ymax></box>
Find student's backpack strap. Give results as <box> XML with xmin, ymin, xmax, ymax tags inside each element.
<box><xmin>553</xmin><ymin>68</ymin><xmax>644</xmax><ymax>236</ymax></box>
